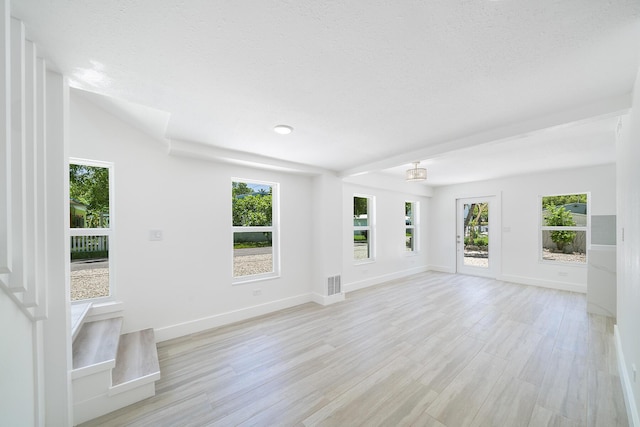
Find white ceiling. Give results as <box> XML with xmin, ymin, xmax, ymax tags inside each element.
<box><xmin>11</xmin><ymin>0</ymin><xmax>640</xmax><ymax>185</ymax></box>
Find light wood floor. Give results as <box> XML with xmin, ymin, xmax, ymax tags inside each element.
<box><xmin>80</xmin><ymin>272</ymin><xmax>628</xmax><ymax>426</ymax></box>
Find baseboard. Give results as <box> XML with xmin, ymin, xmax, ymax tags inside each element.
<box><xmin>311</xmin><ymin>292</ymin><xmax>345</xmax><ymax>306</ymax></box>
<box><xmin>499</xmin><ymin>274</ymin><xmax>586</xmax><ymax>293</ymax></box>
<box><xmin>427</xmin><ymin>265</ymin><xmax>456</xmax><ymax>274</ymax></box>
<box><xmin>154</xmin><ymin>293</ymin><xmax>313</xmax><ymax>342</ymax></box>
<box><xmin>615</xmin><ymin>325</ymin><xmax>640</xmax><ymax>427</ymax></box>
<box><xmin>343</xmin><ymin>266</ymin><xmax>428</xmax><ymax>293</ymax></box>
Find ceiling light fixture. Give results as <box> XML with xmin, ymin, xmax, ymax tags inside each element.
<box><xmin>406</xmin><ymin>161</ymin><xmax>427</xmax><ymax>182</ymax></box>
<box><xmin>273</xmin><ymin>124</ymin><xmax>293</xmax><ymax>135</ymax></box>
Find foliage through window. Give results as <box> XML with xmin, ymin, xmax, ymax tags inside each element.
<box><xmin>232</xmin><ymin>180</ymin><xmax>279</xmax><ymax>281</ymax></box>
<box><xmin>354</xmin><ymin>195</ymin><xmax>374</xmax><ymax>261</ymax></box>
<box><xmin>541</xmin><ymin>193</ymin><xmax>588</xmax><ymax>264</ymax></box>
<box><xmin>69</xmin><ymin>160</ymin><xmax>113</xmax><ymax>301</ymax></box>
<box><xmin>405</xmin><ymin>201</ymin><xmax>419</xmax><ymax>252</ymax></box>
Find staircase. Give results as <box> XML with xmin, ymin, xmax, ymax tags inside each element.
<box><xmin>71</xmin><ymin>304</ymin><xmax>161</xmax><ymax>425</ymax></box>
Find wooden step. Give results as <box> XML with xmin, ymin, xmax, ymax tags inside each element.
<box><xmin>71</xmin><ymin>302</ymin><xmax>93</xmax><ymax>343</ymax></box>
<box><xmin>72</xmin><ymin>317</ymin><xmax>123</xmax><ymax>377</ymax></box>
<box><xmin>111</xmin><ymin>328</ymin><xmax>160</xmax><ymax>395</ymax></box>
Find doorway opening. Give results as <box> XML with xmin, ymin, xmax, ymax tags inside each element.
<box><xmin>456</xmin><ymin>196</ymin><xmax>498</xmax><ymax>277</ymax></box>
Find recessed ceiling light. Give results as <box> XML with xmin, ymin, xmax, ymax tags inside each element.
<box><xmin>273</xmin><ymin>125</ymin><xmax>293</xmax><ymax>135</ymax></box>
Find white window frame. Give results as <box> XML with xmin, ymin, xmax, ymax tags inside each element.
<box><xmin>405</xmin><ymin>200</ymin><xmax>419</xmax><ymax>253</ymax></box>
<box><xmin>231</xmin><ymin>178</ymin><xmax>280</xmax><ymax>284</ymax></box>
<box><xmin>353</xmin><ymin>194</ymin><xmax>375</xmax><ymax>263</ymax></box>
<box><xmin>539</xmin><ymin>192</ymin><xmax>589</xmax><ymax>265</ymax></box>
<box><xmin>69</xmin><ymin>158</ymin><xmax>115</xmax><ymax>303</ymax></box>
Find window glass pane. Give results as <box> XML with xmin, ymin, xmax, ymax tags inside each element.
<box><xmin>542</xmin><ymin>230</ymin><xmax>586</xmax><ymax>263</ymax></box>
<box><xmin>405</xmin><ymin>202</ymin><xmax>413</xmax><ymax>225</ymax></box>
<box><xmin>354</xmin><ymin>230</ymin><xmax>369</xmax><ymax>260</ymax></box>
<box><xmin>69</xmin><ymin>164</ymin><xmax>110</xmax><ymax>228</ymax></box>
<box><xmin>405</xmin><ymin>228</ymin><xmax>414</xmax><ymax>251</ymax></box>
<box><xmin>234</xmin><ymin>232</ymin><xmax>273</xmax><ymax>277</ymax></box>
<box><xmin>232</xmin><ymin>182</ymin><xmax>273</xmax><ymax>226</ymax></box>
<box><xmin>541</xmin><ymin>194</ymin><xmax>587</xmax><ymax>227</ymax></box>
<box><xmin>70</xmin><ymin>235</ymin><xmax>109</xmax><ymax>301</ymax></box>
<box><xmin>354</xmin><ymin>197</ymin><xmax>368</xmax><ymax>226</ymax></box>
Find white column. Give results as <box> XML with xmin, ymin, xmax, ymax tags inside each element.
<box><xmin>311</xmin><ymin>173</ymin><xmax>344</xmax><ymax>304</ymax></box>
<box><xmin>43</xmin><ymin>69</ymin><xmax>72</xmax><ymax>427</ymax></box>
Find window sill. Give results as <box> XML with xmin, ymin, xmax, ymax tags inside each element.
<box><xmin>538</xmin><ymin>259</ymin><xmax>588</xmax><ymax>267</ymax></box>
<box><xmin>354</xmin><ymin>259</ymin><xmax>376</xmax><ymax>266</ymax></box>
<box><xmin>233</xmin><ymin>273</ymin><xmax>280</xmax><ymax>286</ymax></box>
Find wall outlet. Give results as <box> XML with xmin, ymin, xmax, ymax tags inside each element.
<box><xmin>633</xmin><ymin>364</ymin><xmax>637</xmax><ymax>383</ymax></box>
<box><xmin>252</xmin><ymin>289</ymin><xmax>262</xmax><ymax>296</ymax></box>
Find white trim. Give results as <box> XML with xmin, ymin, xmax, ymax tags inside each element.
<box><xmin>615</xmin><ymin>325</ymin><xmax>639</xmax><ymax>427</ymax></box>
<box><xmin>343</xmin><ymin>265</ymin><xmax>428</xmax><ymax>293</ymax></box>
<box><xmin>311</xmin><ymin>292</ymin><xmax>345</xmax><ymax>306</ymax></box>
<box><xmin>154</xmin><ymin>293</ymin><xmax>313</xmax><ymax>342</ymax></box>
<box><xmin>498</xmin><ymin>274</ymin><xmax>586</xmax><ymax>293</ymax></box>
<box><xmin>428</xmin><ymin>264</ymin><xmax>456</xmax><ymax>274</ymax></box>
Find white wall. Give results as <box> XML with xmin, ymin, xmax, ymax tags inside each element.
<box><xmin>341</xmin><ymin>182</ymin><xmax>430</xmax><ymax>292</ymax></box>
<box><xmin>429</xmin><ymin>164</ymin><xmax>616</xmax><ymax>292</ymax></box>
<box><xmin>616</xmin><ymin>66</ymin><xmax>640</xmax><ymax>426</ymax></box>
<box><xmin>0</xmin><ymin>293</ymin><xmax>34</xmax><ymax>426</ymax></box>
<box><xmin>311</xmin><ymin>173</ymin><xmax>343</xmax><ymax>303</ymax></box>
<box><xmin>70</xmin><ymin>90</ymin><xmax>314</xmax><ymax>341</ymax></box>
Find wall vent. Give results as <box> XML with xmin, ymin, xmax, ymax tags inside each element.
<box><xmin>327</xmin><ymin>275</ymin><xmax>342</xmax><ymax>295</ymax></box>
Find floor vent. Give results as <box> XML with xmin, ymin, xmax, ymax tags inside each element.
<box><xmin>327</xmin><ymin>275</ymin><xmax>342</xmax><ymax>295</ymax></box>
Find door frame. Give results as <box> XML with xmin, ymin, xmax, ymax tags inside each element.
<box><xmin>456</xmin><ymin>195</ymin><xmax>501</xmax><ymax>278</ymax></box>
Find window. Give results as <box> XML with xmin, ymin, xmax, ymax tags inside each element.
<box><xmin>69</xmin><ymin>159</ymin><xmax>114</xmax><ymax>302</ymax></box>
<box><xmin>540</xmin><ymin>193</ymin><xmax>588</xmax><ymax>264</ymax></box>
<box><xmin>405</xmin><ymin>201</ymin><xmax>419</xmax><ymax>252</ymax></box>
<box><xmin>232</xmin><ymin>179</ymin><xmax>279</xmax><ymax>282</ymax></box>
<box><xmin>354</xmin><ymin>195</ymin><xmax>374</xmax><ymax>261</ymax></box>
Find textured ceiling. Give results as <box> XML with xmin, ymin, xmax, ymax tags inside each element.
<box><xmin>11</xmin><ymin>0</ymin><xmax>640</xmax><ymax>183</ymax></box>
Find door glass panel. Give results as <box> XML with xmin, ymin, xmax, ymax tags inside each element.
<box><xmin>463</xmin><ymin>202</ymin><xmax>489</xmax><ymax>268</ymax></box>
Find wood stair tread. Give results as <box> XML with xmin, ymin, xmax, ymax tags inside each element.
<box><xmin>71</xmin><ymin>302</ymin><xmax>93</xmax><ymax>343</ymax></box>
<box><xmin>72</xmin><ymin>317</ymin><xmax>123</xmax><ymax>371</ymax></box>
<box><xmin>112</xmin><ymin>328</ymin><xmax>160</xmax><ymax>387</ymax></box>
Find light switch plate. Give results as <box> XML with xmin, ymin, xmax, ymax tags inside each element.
<box><xmin>149</xmin><ymin>230</ymin><xmax>163</xmax><ymax>241</ymax></box>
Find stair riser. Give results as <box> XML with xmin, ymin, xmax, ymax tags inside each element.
<box><xmin>74</xmin><ymin>383</ymin><xmax>156</xmax><ymax>425</ymax></box>
<box><xmin>72</xmin><ymin>371</ymin><xmax>113</xmax><ymax>404</ymax></box>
